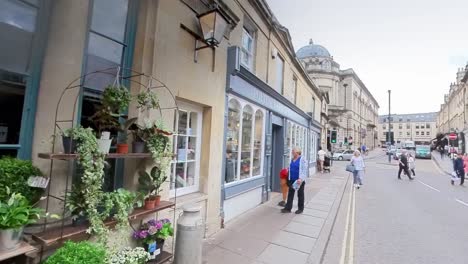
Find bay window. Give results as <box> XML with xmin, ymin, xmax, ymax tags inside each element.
<box><xmin>225</xmin><ymin>97</ymin><xmax>265</xmax><ymax>184</ymax></box>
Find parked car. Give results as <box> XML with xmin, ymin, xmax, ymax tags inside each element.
<box><xmin>333</xmin><ymin>150</ymin><xmax>354</xmax><ymax>161</ymax></box>
<box><xmin>415</xmin><ymin>145</ymin><xmax>431</xmax><ymax>159</ymax></box>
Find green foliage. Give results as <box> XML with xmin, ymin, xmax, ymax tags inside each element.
<box><xmin>102</xmin><ymin>85</ymin><xmax>131</xmax><ymax>113</ymax></box>
<box><xmin>136</xmin><ymin>91</ymin><xmax>159</xmax><ymax>112</ymax></box>
<box><xmin>106</xmin><ymin>189</ymin><xmax>143</xmax><ymax>229</ymax></box>
<box><xmin>0</xmin><ymin>157</ymin><xmax>43</xmax><ymax>203</ymax></box>
<box><xmin>44</xmin><ymin>241</ymin><xmax>106</xmax><ymax>264</ymax></box>
<box><xmin>0</xmin><ymin>191</ymin><xmax>45</xmax><ymax>229</ymax></box>
<box><xmin>146</xmin><ymin>134</ymin><xmax>169</xmax><ymax>160</ymax></box>
<box><xmin>138</xmin><ymin>166</ymin><xmax>167</xmax><ymax>197</ymax></box>
<box><xmin>89</xmin><ymin>107</ymin><xmax>120</xmax><ymax>135</ymax></box>
<box><xmin>156</xmin><ymin>222</ymin><xmax>174</xmax><ymax>241</ymax></box>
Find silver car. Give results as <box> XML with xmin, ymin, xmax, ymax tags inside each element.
<box><xmin>333</xmin><ymin>150</ymin><xmax>354</xmax><ymax>161</ymax></box>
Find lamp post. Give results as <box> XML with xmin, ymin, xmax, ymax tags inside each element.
<box><xmin>344</xmin><ymin>83</ymin><xmax>348</xmax><ymax>146</ymax></box>
<box><xmin>388</xmin><ymin>90</ymin><xmax>391</xmax><ymax>163</ymax></box>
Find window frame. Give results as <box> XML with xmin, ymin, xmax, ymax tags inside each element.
<box><xmin>275</xmin><ymin>54</ymin><xmax>285</xmax><ymax>94</ymax></box>
<box><xmin>225</xmin><ymin>95</ymin><xmax>266</xmax><ymax>187</ymax></box>
<box><xmin>240</xmin><ymin>27</ymin><xmax>255</xmax><ymax>71</ymax></box>
<box><xmin>170</xmin><ymin>101</ymin><xmax>204</xmax><ymax>197</ymax></box>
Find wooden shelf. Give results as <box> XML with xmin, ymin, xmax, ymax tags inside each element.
<box><xmin>0</xmin><ymin>242</ymin><xmax>37</xmax><ymax>261</ymax></box>
<box><xmin>32</xmin><ymin>201</ymin><xmax>175</xmax><ymax>246</ymax></box>
<box><xmin>147</xmin><ymin>251</ymin><xmax>172</xmax><ymax>264</ymax></box>
<box><xmin>38</xmin><ymin>152</ymin><xmax>153</xmax><ymax>160</ymax></box>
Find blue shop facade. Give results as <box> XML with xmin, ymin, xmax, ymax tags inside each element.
<box><xmin>221</xmin><ymin>47</ymin><xmax>322</xmax><ymax>222</ymax></box>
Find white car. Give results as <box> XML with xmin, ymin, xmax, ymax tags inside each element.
<box><xmin>333</xmin><ymin>150</ymin><xmax>354</xmax><ymax>161</ymax></box>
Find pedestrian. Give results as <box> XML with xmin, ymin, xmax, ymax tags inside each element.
<box><xmin>282</xmin><ymin>146</ymin><xmax>308</xmax><ymax>214</ymax></box>
<box><xmin>439</xmin><ymin>146</ymin><xmax>444</xmax><ymax>160</ymax></box>
<box><xmin>318</xmin><ymin>147</ymin><xmax>326</xmax><ymax>173</ymax></box>
<box><xmin>350</xmin><ymin>150</ymin><xmax>365</xmax><ymax>189</ymax></box>
<box><xmin>408</xmin><ymin>153</ymin><xmax>416</xmax><ymax>177</ymax></box>
<box><xmin>398</xmin><ymin>150</ymin><xmax>413</xmax><ymax>180</ymax></box>
<box><xmin>452</xmin><ymin>154</ymin><xmax>464</xmax><ymax>186</ymax></box>
<box><xmin>462</xmin><ymin>153</ymin><xmax>468</xmax><ymax>186</ymax></box>
<box><xmin>278</xmin><ymin>168</ymin><xmax>289</xmax><ymax>206</ymax></box>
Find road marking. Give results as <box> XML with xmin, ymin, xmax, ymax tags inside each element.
<box><xmin>339</xmin><ymin>182</ymin><xmax>353</xmax><ymax>264</ymax></box>
<box><xmin>348</xmin><ymin>186</ymin><xmax>356</xmax><ymax>264</ymax></box>
<box><xmin>455</xmin><ymin>199</ymin><xmax>468</xmax><ymax>207</ymax></box>
<box><xmin>417</xmin><ymin>180</ymin><xmax>441</xmax><ymax>192</ymax></box>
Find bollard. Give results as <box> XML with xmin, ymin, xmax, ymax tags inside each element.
<box><xmin>174</xmin><ymin>204</ymin><xmax>204</xmax><ymax>264</ymax></box>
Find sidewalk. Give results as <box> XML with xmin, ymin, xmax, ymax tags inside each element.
<box><xmin>431</xmin><ymin>151</ymin><xmax>453</xmax><ymax>175</ymax></box>
<box><xmin>202</xmin><ymin>167</ymin><xmax>350</xmax><ymax>264</ymax></box>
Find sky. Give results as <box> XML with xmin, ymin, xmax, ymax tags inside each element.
<box><xmin>266</xmin><ymin>0</ymin><xmax>468</xmax><ymax>116</ymax></box>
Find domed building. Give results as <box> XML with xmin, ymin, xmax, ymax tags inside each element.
<box><xmin>296</xmin><ymin>39</ymin><xmax>380</xmax><ymax>150</ymax></box>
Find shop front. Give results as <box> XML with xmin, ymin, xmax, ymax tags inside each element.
<box><xmin>221</xmin><ymin>47</ymin><xmax>321</xmax><ymax>222</ymax></box>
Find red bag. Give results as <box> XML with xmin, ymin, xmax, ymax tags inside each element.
<box><xmin>279</xmin><ymin>168</ymin><xmax>289</xmax><ymax>179</ymax></box>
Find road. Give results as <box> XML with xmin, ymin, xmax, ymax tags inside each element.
<box><xmin>335</xmin><ymin>153</ymin><xmax>468</xmax><ymax>264</ymax></box>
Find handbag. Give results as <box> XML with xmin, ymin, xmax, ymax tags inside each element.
<box><xmin>346</xmin><ymin>164</ymin><xmax>355</xmax><ymax>173</ymax></box>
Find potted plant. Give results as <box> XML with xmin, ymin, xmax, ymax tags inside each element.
<box><xmin>116</xmin><ymin>117</ymin><xmax>138</xmax><ymax>154</ymax></box>
<box><xmin>107</xmin><ymin>247</ymin><xmax>149</xmax><ymax>264</ymax></box>
<box><xmin>106</xmin><ymin>188</ymin><xmax>143</xmax><ymax>226</ymax></box>
<box><xmin>60</xmin><ymin>127</ymin><xmax>78</xmax><ymax>154</ymax></box>
<box><xmin>132</xmin><ymin>219</ymin><xmax>173</xmax><ymax>261</ymax></box>
<box><xmin>136</xmin><ymin>90</ymin><xmax>159</xmax><ymax>112</ymax></box>
<box><xmin>65</xmin><ymin>184</ymin><xmax>88</xmax><ymax>226</ymax></box>
<box><xmin>0</xmin><ymin>191</ymin><xmax>47</xmax><ymax>250</ymax></box>
<box><xmin>0</xmin><ymin>157</ymin><xmax>44</xmax><ymax>203</ymax></box>
<box><xmin>89</xmin><ymin>108</ymin><xmax>117</xmax><ymax>154</ymax></box>
<box><xmin>129</xmin><ymin>123</ymin><xmax>146</xmax><ymax>153</ymax></box>
<box><xmin>44</xmin><ymin>241</ymin><xmax>106</xmax><ymax>264</ymax></box>
<box><xmin>138</xmin><ymin>166</ymin><xmax>167</xmax><ymax>209</ymax></box>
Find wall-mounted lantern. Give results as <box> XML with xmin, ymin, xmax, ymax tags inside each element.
<box><xmin>180</xmin><ymin>5</ymin><xmax>230</xmax><ymax>72</ymax></box>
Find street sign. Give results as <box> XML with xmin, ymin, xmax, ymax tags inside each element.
<box><xmin>449</xmin><ymin>133</ymin><xmax>457</xmax><ymax>140</ymax></box>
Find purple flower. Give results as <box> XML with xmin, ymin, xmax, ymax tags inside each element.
<box><xmin>148</xmin><ymin>219</ymin><xmax>157</xmax><ymax>227</ymax></box>
<box><xmin>161</xmin><ymin>218</ymin><xmax>171</xmax><ymax>224</ymax></box>
<box><xmin>133</xmin><ymin>230</ymin><xmax>149</xmax><ymax>239</ymax></box>
<box><xmin>155</xmin><ymin>221</ymin><xmax>163</xmax><ymax>230</ymax></box>
<box><xmin>148</xmin><ymin>226</ymin><xmax>158</xmax><ymax>235</ymax></box>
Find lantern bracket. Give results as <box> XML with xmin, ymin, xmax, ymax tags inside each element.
<box><xmin>180</xmin><ymin>23</ymin><xmax>216</xmax><ymax>72</ymax></box>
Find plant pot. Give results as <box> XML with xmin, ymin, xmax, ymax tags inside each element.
<box><xmin>145</xmin><ymin>239</ymin><xmax>165</xmax><ymax>261</ymax></box>
<box><xmin>0</xmin><ymin>227</ymin><xmax>24</xmax><ymax>251</ymax></box>
<box><xmin>71</xmin><ymin>215</ymin><xmax>88</xmax><ymax>227</ymax></box>
<box><xmin>154</xmin><ymin>195</ymin><xmax>161</xmax><ymax>206</ymax></box>
<box><xmin>97</xmin><ymin>138</ymin><xmax>112</xmax><ymax>154</ymax></box>
<box><xmin>117</xmin><ymin>143</ymin><xmax>129</xmax><ymax>154</ymax></box>
<box><xmin>144</xmin><ymin>198</ymin><xmax>156</xmax><ymax>210</ymax></box>
<box><xmin>132</xmin><ymin>141</ymin><xmax>145</xmax><ymax>153</ymax></box>
<box><xmin>62</xmin><ymin>136</ymin><xmax>77</xmax><ymax>154</ymax></box>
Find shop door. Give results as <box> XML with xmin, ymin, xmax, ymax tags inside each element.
<box><xmin>271</xmin><ymin>124</ymin><xmax>284</xmax><ymax>192</ymax></box>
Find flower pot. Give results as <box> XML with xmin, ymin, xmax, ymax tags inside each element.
<box><xmin>144</xmin><ymin>198</ymin><xmax>156</xmax><ymax>210</ymax></box>
<box><xmin>97</xmin><ymin>138</ymin><xmax>112</xmax><ymax>154</ymax></box>
<box><xmin>62</xmin><ymin>136</ymin><xmax>77</xmax><ymax>154</ymax></box>
<box><xmin>71</xmin><ymin>215</ymin><xmax>88</xmax><ymax>227</ymax></box>
<box><xmin>154</xmin><ymin>195</ymin><xmax>161</xmax><ymax>206</ymax></box>
<box><xmin>145</xmin><ymin>239</ymin><xmax>165</xmax><ymax>261</ymax></box>
<box><xmin>132</xmin><ymin>141</ymin><xmax>145</xmax><ymax>153</ymax></box>
<box><xmin>0</xmin><ymin>227</ymin><xmax>24</xmax><ymax>251</ymax></box>
<box><xmin>117</xmin><ymin>143</ymin><xmax>129</xmax><ymax>154</ymax></box>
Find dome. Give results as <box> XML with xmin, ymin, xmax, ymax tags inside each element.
<box><xmin>296</xmin><ymin>39</ymin><xmax>331</xmax><ymax>58</ymax></box>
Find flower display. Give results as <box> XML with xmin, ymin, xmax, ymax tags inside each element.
<box><xmin>133</xmin><ymin>219</ymin><xmax>174</xmax><ymax>245</ymax></box>
<box><xmin>107</xmin><ymin>247</ymin><xmax>149</xmax><ymax>264</ymax></box>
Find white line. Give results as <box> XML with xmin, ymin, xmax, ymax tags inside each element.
<box><xmin>347</xmin><ymin>186</ymin><xmax>356</xmax><ymax>264</ymax></box>
<box><xmin>339</xmin><ymin>181</ymin><xmax>353</xmax><ymax>264</ymax></box>
<box><xmin>455</xmin><ymin>199</ymin><xmax>468</xmax><ymax>207</ymax></box>
<box><xmin>417</xmin><ymin>180</ymin><xmax>441</xmax><ymax>192</ymax></box>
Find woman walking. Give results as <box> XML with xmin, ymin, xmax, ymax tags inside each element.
<box><xmin>281</xmin><ymin>147</ymin><xmax>308</xmax><ymax>214</ymax></box>
<box><xmin>408</xmin><ymin>153</ymin><xmax>416</xmax><ymax>177</ymax></box>
<box><xmin>350</xmin><ymin>150</ymin><xmax>365</xmax><ymax>189</ymax></box>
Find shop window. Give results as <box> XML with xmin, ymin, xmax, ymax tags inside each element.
<box><xmin>225</xmin><ymin>97</ymin><xmax>265</xmax><ymax>184</ymax></box>
<box><xmin>170</xmin><ymin>103</ymin><xmax>203</xmax><ymax>196</ymax></box>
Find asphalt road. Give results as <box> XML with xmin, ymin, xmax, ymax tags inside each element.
<box><xmin>352</xmin><ymin>156</ymin><xmax>468</xmax><ymax>264</ymax></box>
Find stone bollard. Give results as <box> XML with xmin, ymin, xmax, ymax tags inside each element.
<box><xmin>174</xmin><ymin>204</ymin><xmax>204</xmax><ymax>264</ymax></box>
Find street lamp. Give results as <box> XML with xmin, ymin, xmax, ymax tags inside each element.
<box><xmin>388</xmin><ymin>90</ymin><xmax>391</xmax><ymax>163</ymax></box>
<box><xmin>180</xmin><ymin>5</ymin><xmax>230</xmax><ymax>71</ymax></box>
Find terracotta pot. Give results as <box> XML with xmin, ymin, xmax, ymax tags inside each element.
<box><xmin>117</xmin><ymin>144</ymin><xmax>129</xmax><ymax>154</ymax></box>
<box><xmin>144</xmin><ymin>198</ymin><xmax>156</xmax><ymax>210</ymax></box>
<box><xmin>154</xmin><ymin>195</ymin><xmax>161</xmax><ymax>206</ymax></box>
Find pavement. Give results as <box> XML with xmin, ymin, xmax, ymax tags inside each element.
<box><xmin>431</xmin><ymin>151</ymin><xmax>454</xmax><ymax>175</ymax></box>
<box><xmin>202</xmin><ymin>158</ymin><xmax>352</xmax><ymax>264</ymax></box>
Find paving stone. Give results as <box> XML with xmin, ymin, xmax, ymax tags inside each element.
<box><xmin>305</xmin><ymin>202</ymin><xmax>331</xmax><ymax>212</ymax></box>
<box><xmin>283</xmin><ymin>221</ymin><xmax>322</xmax><ymax>238</ymax></box>
<box><xmin>292</xmin><ymin>214</ymin><xmax>325</xmax><ymax>227</ymax></box>
<box><xmin>219</xmin><ymin>233</ymin><xmax>269</xmax><ymax>259</ymax></box>
<box><xmin>203</xmin><ymin>246</ymin><xmax>252</xmax><ymax>264</ymax></box>
<box><xmin>310</xmin><ymin>199</ymin><xmax>334</xmax><ymax>206</ymax></box>
<box><xmin>303</xmin><ymin>208</ymin><xmax>329</xmax><ymax>218</ymax></box>
<box><xmin>257</xmin><ymin>244</ymin><xmax>309</xmax><ymax>264</ymax></box>
<box><xmin>272</xmin><ymin>230</ymin><xmax>317</xmax><ymax>253</ymax></box>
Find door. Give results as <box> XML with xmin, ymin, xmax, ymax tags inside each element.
<box><xmin>270</xmin><ymin>124</ymin><xmax>284</xmax><ymax>192</ymax></box>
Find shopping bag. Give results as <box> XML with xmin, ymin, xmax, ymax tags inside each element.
<box><xmin>451</xmin><ymin>171</ymin><xmax>460</xmax><ymax>181</ymax></box>
<box><xmin>346</xmin><ymin>164</ymin><xmax>355</xmax><ymax>173</ymax></box>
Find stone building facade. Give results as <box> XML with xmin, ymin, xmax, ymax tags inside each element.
<box><xmin>296</xmin><ymin>40</ymin><xmax>379</xmax><ymax>151</ymax></box>
<box><xmin>378</xmin><ymin>113</ymin><xmax>437</xmax><ymax>145</ymax></box>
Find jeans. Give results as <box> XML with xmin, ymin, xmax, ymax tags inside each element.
<box><xmin>456</xmin><ymin>170</ymin><xmax>465</xmax><ymax>185</ymax></box>
<box><xmin>353</xmin><ymin>170</ymin><xmax>363</xmax><ymax>185</ymax></box>
<box><xmin>284</xmin><ymin>180</ymin><xmax>305</xmax><ymax>211</ymax></box>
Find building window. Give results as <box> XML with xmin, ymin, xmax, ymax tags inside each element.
<box><xmin>407</xmin><ymin>124</ymin><xmax>410</xmax><ymax>129</ymax></box>
<box><xmin>416</xmin><ymin>131</ymin><xmax>419</xmax><ymax>136</ymax></box>
<box><xmin>289</xmin><ymin>76</ymin><xmax>297</xmax><ymax>103</ymax></box>
<box><xmin>170</xmin><ymin>102</ymin><xmax>203</xmax><ymax>196</ymax></box>
<box><xmin>225</xmin><ymin>97</ymin><xmax>265</xmax><ymax>184</ymax></box>
<box><xmin>399</xmin><ymin>132</ymin><xmax>402</xmax><ymax>136</ymax></box>
<box><xmin>240</xmin><ymin>27</ymin><xmax>255</xmax><ymax>71</ymax></box>
<box><xmin>383</xmin><ymin>132</ymin><xmax>386</xmax><ymax>136</ymax></box>
<box><xmin>399</xmin><ymin>118</ymin><xmax>403</xmax><ymax>122</ymax></box>
<box><xmin>421</xmin><ymin>132</ymin><xmax>424</xmax><ymax>136</ymax></box>
<box><xmin>416</xmin><ymin>124</ymin><xmax>419</xmax><ymax>129</ymax></box>
<box><xmin>399</xmin><ymin>124</ymin><xmax>402</xmax><ymax>129</ymax></box>
<box><xmin>407</xmin><ymin>132</ymin><xmax>410</xmax><ymax>136</ymax></box>
<box><xmin>275</xmin><ymin>55</ymin><xmax>284</xmax><ymax>94</ymax></box>
<box><xmin>426</xmin><ymin>123</ymin><xmax>430</xmax><ymax>129</ymax></box>
<box><xmin>390</xmin><ymin>124</ymin><xmax>393</xmax><ymax>129</ymax></box>
<box><xmin>383</xmin><ymin>125</ymin><xmax>386</xmax><ymax>129</ymax></box>
<box><xmin>285</xmin><ymin>121</ymin><xmax>308</xmax><ymax>166</ymax></box>
<box><xmin>312</xmin><ymin>97</ymin><xmax>316</xmax><ymax>116</ymax></box>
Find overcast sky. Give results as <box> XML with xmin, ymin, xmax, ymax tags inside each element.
<box><xmin>266</xmin><ymin>0</ymin><xmax>468</xmax><ymax>115</ymax></box>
